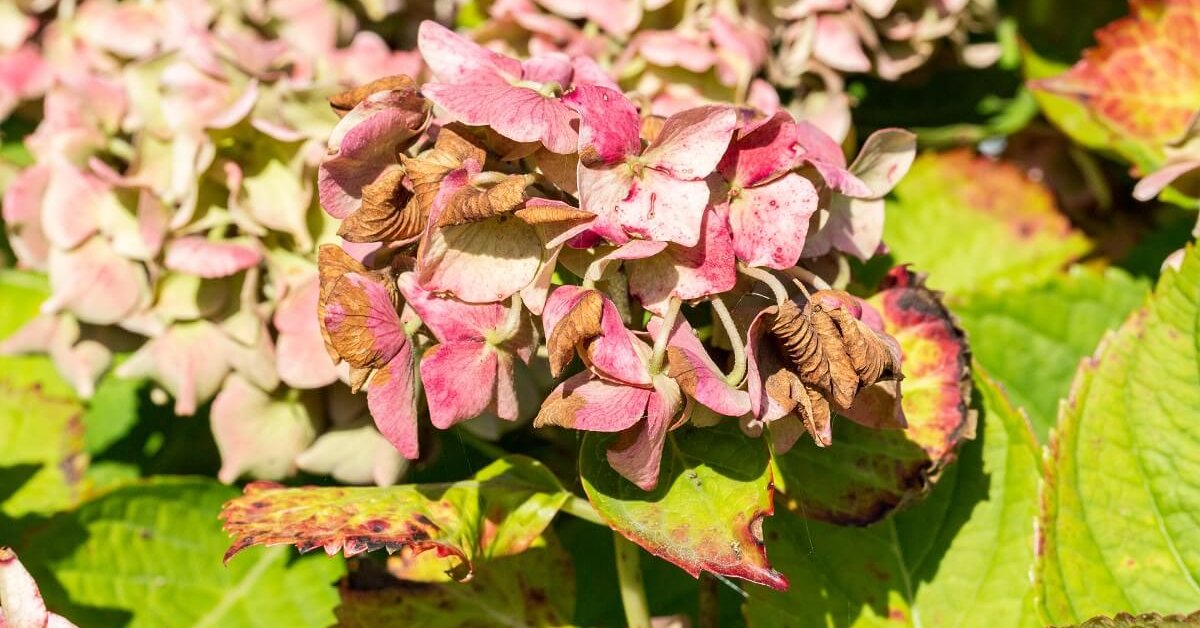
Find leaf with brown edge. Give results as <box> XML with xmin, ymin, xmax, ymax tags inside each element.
<box><xmin>1071</xmin><ymin>611</ymin><xmax>1200</xmax><ymax>628</ymax></box>
<box><xmin>436</xmin><ymin>175</ymin><xmax>533</xmax><ymax>228</ymax></box>
<box><xmin>773</xmin><ymin>267</ymin><xmax>975</xmax><ymax>525</ymax></box>
<box><xmin>338</xmin><ymin>165</ymin><xmax>424</xmax><ymax>243</ymax></box>
<box><xmin>329</xmin><ymin>75</ymin><xmax>420</xmax><ymax>116</ymax></box>
<box><xmin>547</xmin><ymin>289</ymin><xmax>605</xmax><ymax>377</ymax></box>
<box><xmin>1030</xmin><ymin>0</ymin><xmax>1200</xmax><ymax>165</ymax></box>
<box><xmin>221</xmin><ymin>456</ymin><xmax>569</xmax><ymax>581</ymax></box>
<box><xmin>580</xmin><ymin>420</ymin><xmax>788</xmax><ymax>590</ymax></box>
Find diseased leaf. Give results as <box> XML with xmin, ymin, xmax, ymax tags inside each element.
<box><xmin>19</xmin><ymin>479</ymin><xmax>343</xmax><ymax>628</ymax></box>
<box><xmin>884</xmin><ymin>151</ymin><xmax>1090</xmax><ymax>293</ymax></box>
<box><xmin>579</xmin><ymin>420</ymin><xmax>787</xmax><ymax>590</ymax></box>
<box><xmin>774</xmin><ymin>269</ymin><xmax>975</xmax><ymax>524</ymax></box>
<box><xmin>1038</xmin><ymin>245</ymin><xmax>1200</xmax><ymax>623</ymax></box>
<box><xmin>221</xmin><ymin>456</ymin><xmax>569</xmax><ymax>580</ymax></box>
<box><xmin>1030</xmin><ymin>0</ymin><xmax>1200</xmax><ymax>168</ymax></box>
<box><xmin>952</xmin><ymin>266</ymin><xmax>1149</xmax><ymax>442</ymax></box>
<box><xmin>1069</xmin><ymin>611</ymin><xmax>1200</xmax><ymax>627</ymax></box>
<box><xmin>746</xmin><ymin>370</ymin><xmax>1042</xmax><ymax>628</ymax></box>
<box><xmin>336</xmin><ymin>533</ymin><xmax>575</xmax><ymax>627</ymax></box>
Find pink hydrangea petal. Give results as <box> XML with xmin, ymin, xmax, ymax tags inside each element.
<box><xmin>44</xmin><ymin>237</ymin><xmax>149</xmax><ymax>326</ymax></box>
<box><xmin>367</xmin><ymin>344</ymin><xmax>420</xmax><ymax>459</ymax></box>
<box><xmin>0</xmin><ymin>547</ymin><xmax>55</xmax><ymax>628</ymax></box>
<box><xmin>1134</xmin><ymin>159</ymin><xmax>1200</xmax><ymax>201</ymax></box>
<box><xmin>813</xmin><ymin>14</ymin><xmax>871</xmax><ymax>73</ymax></box>
<box><xmin>570</xmin><ymin>56</ymin><xmax>620</xmax><ymax>90</ymax></box>
<box><xmin>521</xmin><ymin>52</ymin><xmax>574</xmax><ymax>86</ymax></box>
<box><xmin>324</xmin><ymin>273</ymin><xmax>408</xmax><ymax>367</ymax></box>
<box><xmin>422</xmin><ymin>82</ymin><xmax>579</xmax><ymax>154</ymax></box>
<box><xmin>541</xmin><ymin>371</ymin><xmax>651</xmax><ymax>431</ymax></box>
<box><xmin>803</xmin><ymin>196</ymin><xmax>885</xmax><ymax>260</ymax></box>
<box><xmin>421</xmin><ymin>341</ymin><xmax>499</xmax><ymax>429</ymax></box>
<box><xmin>276</xmin><ymin>325</ymin><xmax>340</xmax><ymax>389</ymax></box>
<box><xmin>747</xmin><ymin>79</ymin><xmax>781</xmax><ymax>113</ymax></box>
<box><xmin>627</xmin><ymin>209</ymin><xmax>737</xmax><ymax>315</ymax></box>
<box><xmin>1</xmin><ymin>164</ymin><xmax>50</xmax><ymax>268</ymax></box>
<box><xmin>563</xmin><ymin>85</ymin><xmax>641</xmax><ymax>166</ymax></box>
<box><xmin>164</xmin><ymin>237</ymin><xmax>262</xmax><ymax>279</ymax></box>
<box><xmin>745</xmin><ymin>308</ymin><xmax>793</xmax><ymax>423</ymax></box>
<box><xmin>727</xmin><ymin>174</ymin><xmax>819</xmax><ymax>269</ymax></box>
<box><xmin>578</xmin><ymin>165</ymin><xmax>711</xmax><ymax>247</ymax></box>
<box><xmin>116</xmin><ymin>321</ymin><xmax>232</xmax><ymax>416</ymax></box>
<box><xmin>212</xmin><ymin>374</ymin><xmax>318</xmax><ymax>483</ymax></box>
<box><xmin>718</xmin><ymin>111</ymin><xmax>801</xmax><ymax>187</ymax></box>
<box><xmin>495</xmin><ymin>351</ymin><xmax>521</xmax><ymax>421</ymax></box>
<box><xmin>543</xmin><ymin>285</ymin><xmax>652</xmax><ymax>386</ymax></box>
<box><xmin>520</xmin><ymin>245</ymin><xmax>560</xmax><ymax>316</ymax></box>
<box><xmin>397</xmin><ymin>272</ymin><xmax>505</xmax><ymax>342</ymax></box>
<box><xmin>418</xmin><ymin>21</ymin><xmax>522</xmax><ymax>83</ymax></box>
<box><xmin>606</xmin><ymin>377</ymin><xmax>681</xmax><ymax>490</ymax></box>
<box><xmin>648</xmin><ymin>317</ymin><xmax>750</xmax><ymax>417</ymax></box>
<box><xmin>643</xmin><ymin>105</ymin><xmax>737</xmax><ymax>180</ymax></box>
<box><xmin>418</xmin><ymin>215</ymin><xmax>544</xmax><ymax>304</ymax></box>
<box><xmin>849</xmin><ymin>128</ymin><xmax>917</xmax><ymax>198</ymax></box>
<box><xmin>42</xmin><ymin>164</ymin><xmax>106</xmax><ymax>250</ymax></box>
<box><xmin>630</xmin><ymin>31</ymin><xmax>718</xmax><ymax>73</ymax></box>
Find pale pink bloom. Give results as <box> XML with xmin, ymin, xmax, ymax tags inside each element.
<box><xmin>648</xmin><ymin>316</ymin><xmax>750</xmax><ymax>418</ymax></box>
<box><xmin>567</xmin><ymin>85</ymin><xmax>737</xmax><ymax>246</ymax></box>
<box><xmin>212</xmin><ymin>374</ymin><xmax>319</xmax><ymax>483</ymax></box>
<box><xmin>0</xmin><ymin>547</ymin><xmax>78</xmax><ymax>628</ymax></box>
<box><xmin>418</xmin><ymin>21</ymin><xmax>610</xmax><ymax>154</ymax></box>
<box><xmin>164</xmin><ymin>237</ymin><xmax>263</xmax><ymax>279</ymax></box>
<box><xmin>330</xmin><ymin>32</ymin><xmax>424</xmax><ymax>88</ymax></box>
<box><xmin>622</xmin><ymin>208</ymin><xmax>738</xmax><ymax>315</ymax></box>
<box><xmin>0</xmin><ymin>44</ymin><xmax>51</xmax><ymax>118</ymax></box>
<box><xmin>535</xmin><ymin>0</ymin><xmax>670</xmax><ymax>37</ymax></box>
<box><xmin>42</xmin><ymin>237</ymin><xmax>151</xmax><ymax>326</ymax></box>
<box><xmin>273</xmin><ymin>276</ymin><xmax>340</xmax><ymax>390</ymax></box>
<box><xmin>0</xmin><ymin>314</ymin><xmax>112</xmax><ymax>399</ymax></box>
<box><xmin>398</xmin><ymin>273</ymin><xmax>535</xmax><ymax>430</ymax></box>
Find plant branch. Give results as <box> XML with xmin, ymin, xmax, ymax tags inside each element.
<box><xmin>698</xmin><ymin>573</ymin><xmax>719</xmax><ymax>628</ymax></box>
<box><xmin>710</xmin><ymin>297</ymin><xmax>746</xmax><ymax>386</ymax></box>
<box><xmin>649</xmin><ymin>296</ymin><xmax>682</xmax><ymax>374</ymax></box>
<box><xmin>614</xmin><ymin>533</ymin><xmax>652</xmax><ymax>628</ymax></box>
<box><xmin>738</xmin><ymin>263</ymin><xmax>789</xmax><ymax>308</ymax></box>
<box><xmin>784</xmin><ymin>266</ymin><xmax>832</xmax><ymax>292</ymax></box>
<box><xmin>561</xmin><ymin>495</ymin><xmax>605</xmax><ymax>526</ymax></box>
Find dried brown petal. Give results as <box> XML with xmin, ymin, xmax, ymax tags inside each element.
<box><xmin>768</xmin><ymin>300</ymin><xmax>832</xmax><ymax>395</ymax></box>
<box><xmin>348</xmin><ymin>366</ymin><xmax>373</xmax><ymax>394</ymax></box>
<box><xmin>796</xmin><ymin>386</ymin><xmax>832</xmax><ymax>447</ymax></box>
<box><xmin>338</xmin><ymin>165</ymin><xmax>424</xmax><ymax>243</ymax></box>
<box><xmin>481</xmin><ymin>126</ymin><xmax>540</xmax><ymax>161</ymax></box>
<box><xmin>436</xmin><ymin>175</ymin><xmax>532</xmax><ymax>227</ymax></box>
<box><xmin>810</xmin><ymin>308</ymin><xmax>859</xmax><ymax>410</ymax></box>
<box><xmin>641</xmin><ymin>115</ymin><xmax>666</xmax><ymax>144</ymax></box>
<box><xmin>318</xmin><ymin>245</ymin><xmax>369</xmax><ymax>362</ymax></box>
<box><xmin>434</xmin><ymin>123</ymin><xmax>488</xmax><ymax>165</ymax></box>
<box><xmin>402</xmin><ymin>150</ymin><xmax>464</xmax><ymax>218</ymax></box>
<box><xmin>324</xmin><ymin>270</ymin><xmax>404</xmax><ymax>370</ymax></box>
<box><xmin>329</xmin><ymin>75</ymin><xmax>418</xmax><ymax>116</ymax></box>
<box><xmin>547</xmin><ymin>290</ymin><xmax>605</xmax><ymax>377</ymax></box>
<box><xmin>826</xmin><ymin>306</ymin><xmax>899</xmax><ymax>385</ymax></box>
<box><xmin>513</xmin><ymin>204</ymin><xmax>593</xmax><ymax>225</ymax></box>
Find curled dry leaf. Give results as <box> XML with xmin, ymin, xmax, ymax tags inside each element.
<box><xmin>338</xmin><ymin>165</ymin><xmax>424</xmax><ymax>242</ymax></box>
<box><xmin>317</xmin><ymin>245</ymin><xmax>368</xmax><ymax>363</ymax></box>
<box><xmin>436</xmin><ymin>174</ymin><xmax>533</xmax><ymax>227</ymax></box>
<box><xmin>330</xmin><ymin>75</ymin><xmax>421</xmax><ymax>117</ymax></box>
<box><xmin>546</xmin><ymin>289</ymin><xmax>605</xmax><ymax>376</ymax></box>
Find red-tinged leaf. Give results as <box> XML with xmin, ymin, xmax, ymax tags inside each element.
<box><xmin>579</xmin><ymin>420</ymin><xmax>787</xmax><ymax>590</ymax></box>
<box><xmin>335</xmin><ymin>534</ymin><xmax>575</xmax><ymax>627</ymax></box>
<box><xmin>220</xmin><ymin>456</ymin><xmax>568</xmax><ymax>580</ymax></box>
<box><xmin>773</xmin><ymin>268</ymin><xmax>975</xmax><ymax>525</ymax></box>
<box><xmin>1031</xmin><ymin>0</ymin><xmax>1200</xmax><ymax>162</ymax></box>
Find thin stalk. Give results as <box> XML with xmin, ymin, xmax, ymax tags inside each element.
<box><xmin>649</xmin><ymin>296</ymin><xmax>682</xmax><ymax>374</ymax></box>
<box><xmin>561</xmin><ymin>495</ymin><xmax>605</xmax><ymax>526</ymax></box>
<box><xmin>614</xmin><ymin>533</ymin><xmax>652</xmax><ymax>628</ymax></box>
<box><xmin>784</xmin><ymin>266</ymin><xmax>832</xmax><ymax>292</ymax></box>
<box><xmin>710</xmin><ymin>297</ymin><xmax>746</xmax><ymax>386</ymax></box>
<box><xmin>737</xmin><ymin>263</ymin><xmax>789</xmax><ymax>308</ymax></box>
<box><xmin>454</xmin><ymin>427</ymin><xmax>507</xmax><ymax>460</ymax></box>
<box><xmin>698</xmin><ymin>573</ymin><xmax>719</xmax><ymax>628</ymax></box>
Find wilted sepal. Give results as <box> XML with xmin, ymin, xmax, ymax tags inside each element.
<box><xmin>0</xmin><ymin>546</ymin><xmax>78</xmax><ymax>628</ymax></box>
<box><xmin>542</xmin><ymin>285</ymin><xmax>650</xmax><ymax>385</ymax></box>
<box><xmin>322</xmin><ymin>270</ymin><xmax>407</xmax><ymax>371</ymax></box>
<box><xmin>220</xmin><ymin>456</ymin><xmax>569</xmax><ymax>580</ymax></box>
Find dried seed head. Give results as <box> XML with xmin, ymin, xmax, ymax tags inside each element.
<box><xmin>768</xmin><ymin>300</ymin><xmax>831</xmax><ymax>395</ymax></box>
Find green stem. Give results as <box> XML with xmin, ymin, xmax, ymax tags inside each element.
<box><xmin>698</xmin><ymin>573</ymin><xmax>719</xmax><ymax>628</ymax></box>
<box><xmin>784</xmin><ymin>266</ymin><xmax>832</xmax><ymax>292</ymax></box>
<box><xmin>561</xmin><ymin>495</ymin><xmax>605</xmax><ymax>526</ymax></box>
<box><xmin>710</xmin><ymin>297</ymin><xmax>746</xmax><ymax>386</ymax></box>
<box><xmin>649</xmin><ymin>296</ymin><xmax>682</xmax><ymax>374</ymax></box>
<box><xmin>737</xmin><ymin>263</ymin><xmax>789</xmax><ymax>308</ymax></box>
<box><xmin>614</xmin><ymin>533</ymin><xmax>652</xmax><ymax>628</ymax></box>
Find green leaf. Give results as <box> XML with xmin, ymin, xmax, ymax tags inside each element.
<box><xmin>884</xmin><ymin>151</ymin><xmax>1090</xmax><ymax>293</ymax></box>
<box><xmin>745</xmin><ymin>369</ymin><xmax>1042</xmax><ymax>627</ymax></box>
<box><xmin>1037</xmin><ymin>244</ymin><xmax>1200</xmax><ymax>623</ymax></box>
<box><xmin>19</xmin><ymin>478</ymin><xmax>344</xmax><ymax>628</ymax></box>
<box><xmin>952</xmin><ymin>266</ymin><xmax>1149</xmax><ymax>441</ymax></box>
<box><xmin>1023</xmin><ymin>45</ymin><xmax>1119</xmax><ymax>153</ymax></box>
<box><xmin>775</xmin><ymin>269</ymin><xmax>975</xmax><ymax>524</ymax></box>
<box><xmin>0</xmin><ymin>271</ymin><xmax>74</xmax><ymax>397</ymax></box>
<box><xmin>579</xmin><ymin>420</ymin><xmax>786</xmax><ymax>590</ymax></box>
<box><xmin>336</xmin><ymin>532</ymin><xmax>576</xmax><ymax>627</ymax></box>
<box><xmin>221</xmin><ymin>455</ymin><xmax>569</xmax><ymax>580</ymax></box>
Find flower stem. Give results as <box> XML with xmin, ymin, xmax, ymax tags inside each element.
<box><xmin>699</xmin><ymin>573</ymin><xmax>719</xmax><ymax>628</ymax></box>
<box><xmin>649</xmin><ymin>296</ymin><xmax>682</xmax><ymax>374</ymax></box>
<box><xmin>737</xmin><ymin>263</ymin><xmax>790</xmax><ymax>308</ymax></box>
<box><xmin>614</xmin><ymin>533</ymin><xmax>652</xmax><ymax>628</ymax></box>
<box><xmin>454</xmin><ymin>427</ymin><xmax>508</xmax><ymax>460</ymax></box>
<box><xmin>710</xmin><ymin>297</ymin><xmax>746</xmax><ymax>386</ymax></box>
<box><xmin>784</xmin><ymin>266</ymin><xmax>832</xmax><ymax>292</ymax></box>
<box><xmin>561</xmin><ymin>495</ymin><xmax>605</xmax><ymax>525</ymax></box>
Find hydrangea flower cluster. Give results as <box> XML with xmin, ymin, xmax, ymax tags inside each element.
<box><xmin>458</xmin><ymin>0</ymin><xmax>999</xmax><ymax>142</ymax></box>
<box><xmin>0</xmin><ymin>0</ymin><xmax>427</xmax><ymax>486</ymax></box>
<box><xmin>318</xmin><ymin>21</ymin><xmax>917</xmax><ymax>489</ymax></box>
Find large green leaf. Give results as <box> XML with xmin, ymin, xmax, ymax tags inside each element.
<box><xmin>952</xmin><ymin>266</ymin><xmax>1149</xmax><ymax>442</ymax></box>
<box><xmin>221</xmin><ymin>456</ymin><xmax>568</xmax><ymax>580</ymax></box>
<box><xmin>745</xmin><ymin>370</ymin><xmax>1042</xmax><ymax>626</ymax></box>
<box><xmin>775</xmin><ymin>269</ymin><xmax>975</xmax><ymax>524</ymax></box>
<box><xmin>337</xmin><ymin>533</ymin><xmax>576</xmax><ymax>627</ymax></box>
<box><xmin>0</xmin><ymin>271</ymin><xmax>74</xmax><ymax>397</ymax></box>
<box><xmin>884</xmin><ymin>151</ymin><xmax>1090</xmax><ymax>293</ymax></box>
<box><xmin>19</xmin><ymin>478</ymin><xmax>344</xmax><ymax>628</ymax></box>
<box><xmin>579</xmin><ymin>420</ymin><xmax>786</xmax><ymax>590</ymax></box>
<box><xmin>1037</xmin><ymin>245</ymin><xmax>1200</xmax><ymax>623</ymax></box>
